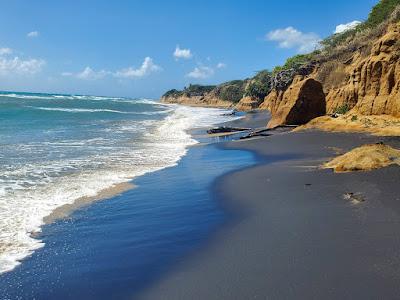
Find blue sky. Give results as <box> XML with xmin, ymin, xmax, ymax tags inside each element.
<box><xmin>0</xmin><ymin>0</ymin><xmax>377</xmax><ymax>98</ymax></box>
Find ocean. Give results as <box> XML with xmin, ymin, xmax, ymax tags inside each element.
<box><xmin>0</xmin><ymin>91</ymin><xmax>243</xmax><ymax>276</ymax></box>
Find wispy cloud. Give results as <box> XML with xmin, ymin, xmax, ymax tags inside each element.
<box><xmin>0</xmin><ymin>48</ymin><xmax>12</xmax><ymax>55</ymax></box>
<box><xmin>173</xmin><ymin>46</ymin><xmax>192</xmax><ymax>60</ymax></box>
<box><xmin>0</xmin><ymin>47</ymin><xmax>45</xmax><ymax>76</ymax></box>
<box><xmin>27</xmin><ymin>31</ymin><xmax>39</xmax><ymax>38</ymax></box>
<box><xmin>63</xmin><ymin>57</ymin><xmax>162</xmax><ymax>80</ymax></box>
<box><xmin>186</xmin><ymin>66</ymin><xmax>214</xmax><ymax>79</ymax></box>
<box><xmin>62</xmin><ymin>67</ymin><xmax>109</xmax><ymax>80</ymax></box>
<box><xmin>216</xmin><ymin>62</ymin><xmax>226</xmax><ymax>69</ymax></box>
<box><xmin>334</xmin><ymin>20</ymin><xmax>361</xmax><ymax>34</ymax></box>
<box><xmin>266</xmin><ymin>26</ymin><xmax>321</xmax><ymax>53</ymax></box>
<box><xmin>114</xmin><ymin>57</ymin><xmax>161</xmax><ymax>78</ymax></box>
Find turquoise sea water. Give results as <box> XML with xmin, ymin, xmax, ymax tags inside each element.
<box><xmin>0</xmin><ymin>91</ymin><xmax>243</xmax><ymax>275</ymax></box>
<box><xmin>0</xmin><ymin>141</ymin><xmax>255</xmax><ymax>299</ymax></box>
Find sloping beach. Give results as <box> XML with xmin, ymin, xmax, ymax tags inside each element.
<box><xmin>140</xmin><ymin>119</ymin><xmax>400</xmax><ymax>299</ymax></box>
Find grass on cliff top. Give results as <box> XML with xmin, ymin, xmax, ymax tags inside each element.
<box><xmin>323</xmin><ymin>143</ymin><xmax>400</xmax><ymax>172</ymax></box>
<box><xmin>320</xmin><ymin>0</ymin><xmax>400</xmax><ymax>52</ymax></box>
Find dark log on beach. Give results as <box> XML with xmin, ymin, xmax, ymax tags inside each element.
<box><xmin>207</xmin><ymin>126</ymin><xmax>251</xmax><ymax>134</ymax></box>
<box><xmin>239</xmin><ymin>124</ymin><xmax>298</xmax><ymax>139</ymax></box>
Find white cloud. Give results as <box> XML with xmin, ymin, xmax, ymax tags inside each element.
<box><xmin>186</xmin><ymin>66</ymin><xmax>214</xmax><ymax>79</ymax></box>
<box><xmin>62</xmin><ymin>57</ymin><xmax>161</xmax><ymax>81</ymax></box>
<box><xmin>266</xmin><ymin>26</ymin><xmax>321</xmax><ymax>53</ymax></box>
<box><xmin>216</xmin><ymin>62</ymin><xmax>226</xmax><ymax>69</ymax></box>
<box><xmin>334</xmin><ymin>20</ymin><xmax>361</xmax><ymax>34</ymax></box>
<box><xmin>77</xmin><ymin>67</ymin><xmax>108</xmax><ymax>80</ymax></box>
<box><xmin>0</xmin><ymin>56</ymin><xmax>45</xmax><ymax>75</ymax></box>
<box><xmin>173</xmin><ymin>46</ymin><xmax>192</xmax><ymax>60</ymax></box>
<box><xmin>27</xmin><ymin>31</ymin><xmax>39</xmax><ymax>38</ymax></box>
<box><xmin>61</xmin><ymin>67</ymin><xmax>109</xmax><ymax>80</ymax></box>
<box><xmin>0</xmin><ymin>46</ymin><xmax>44</xmax><ymax>76</ymax></box>
<box><xmin>114</xmin><ymin>57</ymin><xmax>161</xmax><ymax>78</ymax></box>
<box><xmin>0</xmin><ymin>48</ymin><xmax>12</xmax><ymax>55</ymax></box>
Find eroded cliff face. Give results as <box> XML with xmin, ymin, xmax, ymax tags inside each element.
<box><xmin>261</xmin><ymin>23</ymin><xmax>400</xmax><ymax>127</ymax></box>
<box><xmin>326</xmin><ymin>23</ymin><xmax>400</xmax><ymax>116</ymax></box>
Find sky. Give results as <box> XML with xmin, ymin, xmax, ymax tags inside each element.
<box><xmin>0</xmin><ymin>0</ymin><xmax>378</xmax><ymax>98</ymax></box>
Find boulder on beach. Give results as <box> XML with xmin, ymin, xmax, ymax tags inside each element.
<box><xmin>264</xmin><ymin>78</ymin><xmax>326</xmax><ymax>128</ymax></box>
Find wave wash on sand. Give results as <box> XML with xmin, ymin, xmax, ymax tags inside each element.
<box><xmin>0</xmin><ymin>92</ymin><xmax>240</xmax><ymax>274</ymax></box>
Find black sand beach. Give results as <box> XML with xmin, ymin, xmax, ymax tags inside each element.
<box><xmin>139</xmin><ymin>113</ymin><xmax>400</xmax><ymax>299</ymax></box>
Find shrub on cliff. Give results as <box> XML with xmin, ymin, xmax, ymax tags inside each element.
<box><xmin>214</xmin><ymin>80</ymin><xmax>247</xmax><ymax>103</ymax></box>
<box><xmin>244</xmin><ymin>70</ymin><xmax>272</xmax><ymax>102</ymax></box>
<box><xmin>162</xmin><ymin>84</ymin><xmax>216</xmax><ymax>99</ymax></box>
<box><xmin>363</xmin><ymin>0</ymin><xmax>400</xmax><ymax>28</ymax></box>
<box><xmin>182</xmin><ymin>84</ymin><xmax>216</xmax><ymax>97</ymax></box>
<box><xmin>272</xmin><ymin>53</ymin><xmax>316</xmax><ymax>75</ymax></box>
<box><xmin>320</xmin><ymin>1</ymin><xmax>400</xmax><ymax>56</ymax></box>
<box><xmin>162</xmin><ymin>89</ymin><xmax>183</xmax><ymax>98</ymax></box>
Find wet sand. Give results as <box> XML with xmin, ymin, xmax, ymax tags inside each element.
<box><xmin>44</xmin><ymin>182</ymin><xmax>135</xmax><ymax>224</ymax></box>
<box><xmin>139</xmin><ymin>123</ymin><xmax>400</xmax><ymax>298</ymax></box>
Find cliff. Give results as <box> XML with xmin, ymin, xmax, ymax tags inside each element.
<box><xmin>258</xmin><ymin>1</ymin><xmax>400</xmax><ymax>130</ymax></box>
<box><xmin>161</xmin><ymin>0</ymin><xmax>400</xmax><ymax>134</ymax></box>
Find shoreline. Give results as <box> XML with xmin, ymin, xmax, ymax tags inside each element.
<box><xmin>0</xmin><ymin>116</ymin><xmax>260</xmax><ymax>299</ymax></box>
<box><xmin>43</xmin><ymin>182</ymin><xmax>136</xmax><ymax>224</ymax></box>
<box><xmin>42</xmin><ymin>107</ymin><xmax>249</xmax><ymax>226</ymax></box>
<box><xmin>139</xmin><ymin>122</ymin><xmax>400</xmax><ymax>298</ymax></box>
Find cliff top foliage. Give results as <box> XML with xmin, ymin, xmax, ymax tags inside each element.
<box><xmin>320</xmin><ymin>0</ymin><xmax>400</xmax><ymax>52</ymax></box>
<box><xmin>163</xmin><ymin>84</ymin><xmax>216</xmax><ymax>98</ymax></box>
<box><xmin>213</xmin><ymin>80</ymin><xmax>248</xmax><ymax>103</ymax></box>
<box><xmin>272</xmin><ymin>53</ymin><xmax>316</xmax><ymax>75</ymax></box>
<box><xmin>244</xmin><ymin>70</ymin><xmax>273</xmax><ymax>102</ymax></box>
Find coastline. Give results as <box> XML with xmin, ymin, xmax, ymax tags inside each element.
<box><xmin>139</xmin><ymin>124</ymin><xmax>400</xmax><ymax>298</ymax></box>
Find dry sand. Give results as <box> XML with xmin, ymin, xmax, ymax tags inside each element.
<box><xmin>296</xmin><ymin>114</ymin><xmax>400</xmax><ymax>136</ymax></box>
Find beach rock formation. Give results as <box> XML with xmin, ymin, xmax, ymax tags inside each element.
<box><xmin>235</xmin><ymin>96</ymin><xmax>260</xmax><ymax>111</ymax></box>
<box><xmin>323</xmin><ymin>143</ymin><xmax>400</xmax><ymax>172</ymax></box>
<box><xmin>262</xmin><ymin>77</ymin><xmax>326</xmax><ymax>128</ymax></box>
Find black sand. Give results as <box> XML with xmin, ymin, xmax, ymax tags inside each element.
<box><xmin>139</xmin><ymin>114</ymin><xmax>400</xmax><ymax>299</ymax></box>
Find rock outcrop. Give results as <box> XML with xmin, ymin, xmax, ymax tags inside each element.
<box><xmin>261</xmin><ymin>77</ymin><xmax>326</xmax><ymax>128</ymax></box>
<box><xmin>235</xmin><ymin>96</ymin><xmax>260</xmax><ymax>111</ymax></box>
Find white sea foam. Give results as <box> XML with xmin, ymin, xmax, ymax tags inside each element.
<box><xmin>32</xmin><ymin>106</ymin><xmax>131</xmax><ymax>114</ymax></box>
<box><xmin>0</xmin><ymin>103</ymin><xmax>240</xmax><ymax>274</ymax></box>
<box><xmin>27</xmin><ymin>106</ymin><xmax>170</xmax><ymax>115</ymax></box>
